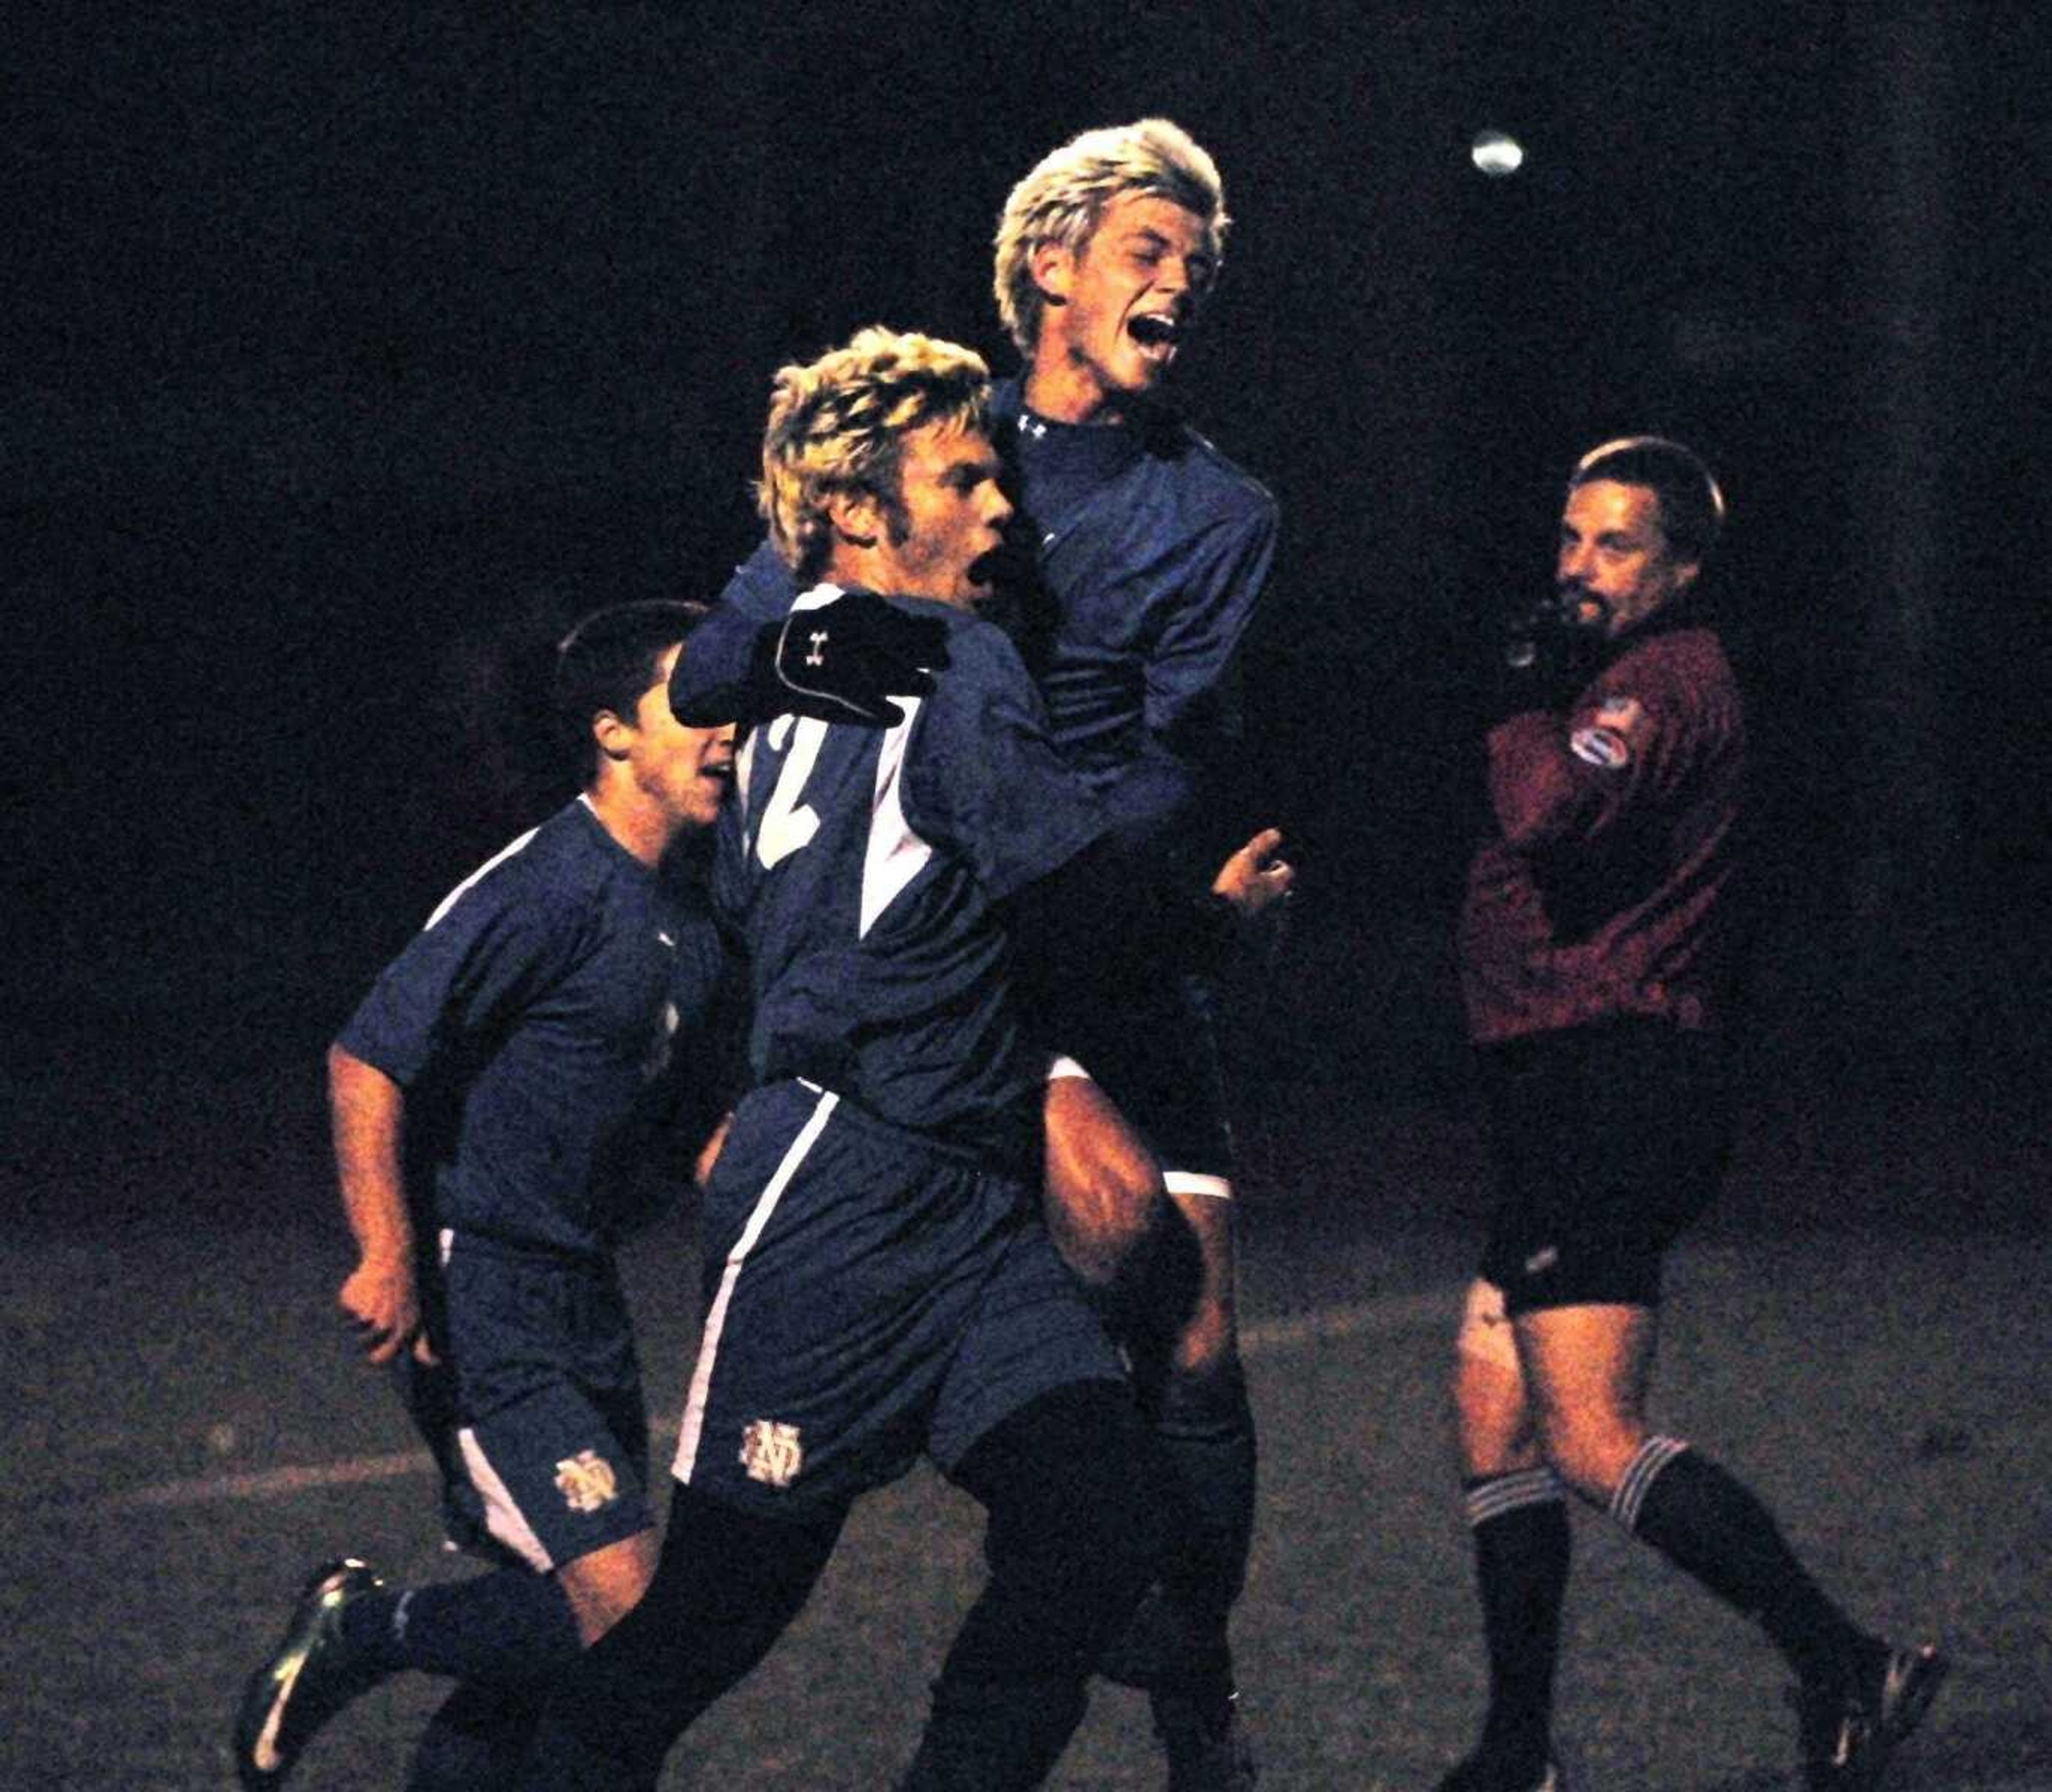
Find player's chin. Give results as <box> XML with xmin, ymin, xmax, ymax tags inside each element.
<box><xmin>962</xmin><ymin>545</ymin><xmax>1011</xmax><ymax>594</ymax></box>
<box><xmin>690</xmin><ymin>772</ymin><xmax>732</xmax><ymax>820</ymax></box>
<box><xmin>1119</xmin><ymin>333</ymin><xmax>1179</xmax><ymax>385</ymax></box>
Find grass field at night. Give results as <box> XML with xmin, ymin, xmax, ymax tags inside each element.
<box><xmin>6</xmin><ymin>1042</ymin><xmax>2046</xmax><ymax>1789</ymax></box>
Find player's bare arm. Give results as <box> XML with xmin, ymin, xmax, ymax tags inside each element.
<box><xmin>325</xmin><ymin>1043</ymin><xmax>435</xmax><ymax>1367</ymax></box>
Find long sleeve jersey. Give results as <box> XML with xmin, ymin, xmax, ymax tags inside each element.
<box><xmin>1458</xmin><ymin>615</ymin><xmax>1745</xmax><ymax>1045</ymax></box>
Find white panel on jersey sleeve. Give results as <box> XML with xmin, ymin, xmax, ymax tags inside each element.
<box><xmin>859</xmin><ymin>698</ymin><xmax>932</xmax><ymax>938</ymax></box>
<box><xmin>422</xmin><ymin>824</ymin><xmax>542</xmax><ymax>931</ymax></box>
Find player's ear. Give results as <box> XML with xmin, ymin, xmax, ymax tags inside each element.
<box><xmin>1030</xmin><ymin>239</ymin><xmax>1076</xmax><ymax>305</ymax></box>
<box><xmin>591</xmin><ymin>708</ymin><xmax>635</xmax><ymax>762</ymax></box>
<box><xmin>826</xmin><ymin>488</ymin><xmax>882</xmax><ymax>549</ymax></box>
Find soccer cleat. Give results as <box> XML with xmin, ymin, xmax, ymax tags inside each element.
<box><xmin>1434</xmin><ymin>1751</ymin><xmax>1564</xmax><ymax>1792</ymax></box>
<box><xmin>232</xmin><ymin>1557</ymin><xmax>391</xmax><ymax>1789</ymax></box>
<box><xmin>1794</xmin><ymin>1643</ymin><xmax>1949</xmax><ymax>1790</ymax></box>
<box><xmin>1154</xmin><ymin>1688</ymin><xmax>1258</xmax><ymax>1792</ymax></box>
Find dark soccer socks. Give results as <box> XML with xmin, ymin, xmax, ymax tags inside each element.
<box><xmin>339</xmin><ymin>1565</ymin><xmax>580</xmax><ymax>1682</ymax></box>
<box><xmin>1463</xmin><ymin>1467</ymin><xmax>1571</xmax><ymax>1777</ymax></box>
<box><xmin>1613</xmin><ymin>1437</ymin><xmax>1882</xmax><ymax>1692</ymax></box>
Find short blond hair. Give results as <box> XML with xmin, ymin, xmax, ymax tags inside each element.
<box><xmin>992</xmin><ymin>118</ymin><xmax>1229</xmax><ymax>355</ymax></box>
<box><xmin>757</xmin><ymin>326</ymin><xmax>992</xmax><ymax>576</ymax></box>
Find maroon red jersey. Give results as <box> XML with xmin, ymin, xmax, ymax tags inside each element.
<box><xmin>1459</xmin><ymin>620</ymin><xmax>1744</xmax><ymax>1045</ymax></box>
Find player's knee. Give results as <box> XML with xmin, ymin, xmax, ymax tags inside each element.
<box><xmin>556</xmin><ymin>1527</ymin><xmax>659</xmax><ymax>1647</ymax></box>
<box><xmin>1535</xmin><ymin>1408</ymin><xmax>1641</xmax><ymax>1502</ymax></box>
<box><xmin>1450</xmin><ymin>1351</ymin><xmax>1538</xmax><ymax>1474</ymax></box>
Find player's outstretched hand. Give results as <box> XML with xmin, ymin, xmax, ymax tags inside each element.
<box><xmin>771</xmin><ymin>590</ymin><xmax>950</xmax><ymax>726</ymax></box>
<box><xmin>1212</xmin><ymin>826</ymin><xmax>1295</xmax><ymax>921</ymax></box>
<box><xmin>338</xmin><ymin>1253</ymin><xmax>436</xmax><ymax>1367</ymax></box>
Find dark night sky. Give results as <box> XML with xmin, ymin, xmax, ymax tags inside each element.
<box><xmin>6</xmin><ymin>3</ymin><xmax>2048</xmax><ymax>1092</ymax></box>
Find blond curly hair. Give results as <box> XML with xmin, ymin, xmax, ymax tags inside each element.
<box><xmin>758</xmin><ymin>326</ymin><xmax>992</xmax><ymax>576</ymax></box>
<box><xmin>992</xmin><ymin>118</ymin><xmax>1228</xmax><ymax>355</ymax></box>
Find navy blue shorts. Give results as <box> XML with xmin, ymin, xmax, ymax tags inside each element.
<box><xmin>1476</xmin><ymin>1021</ymin><xmax>1736</xmax><ymax>1313</ymax></box>
<box><xmin>671</xmin><ymin>1080</ymin><xmax>1126</xmax><ymax>1519</ymax></box>
<box><xmin>414</xmin><ymin>1232</ymin><xmax>655</xmax><ymax>1572</ymax></box>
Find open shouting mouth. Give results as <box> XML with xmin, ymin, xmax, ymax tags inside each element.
<box><xmin>1127</xmin><ymin>312</ymin><xmax>1183</xmax><ymax>362</ymax></box>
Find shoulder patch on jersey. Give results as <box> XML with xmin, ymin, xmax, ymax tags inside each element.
<box><xmin>1570</xmin><ymin>726</ymin><xmax>1631</xmax><ymax>770</ymax></box>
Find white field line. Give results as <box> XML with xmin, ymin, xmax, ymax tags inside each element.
<box><xmin>103</xmin><ymin>1287</ymin><xmax>1459</xmax><ymax>1511</ymax></box>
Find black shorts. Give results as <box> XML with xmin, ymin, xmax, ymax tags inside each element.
<box><xmin>1053</xmin><ymin>970</ymin><xmax>1235</xmax><ymax>1192</ymax></box>
<box><xmin>1476</xmin><ymin>1020</ymin><xmax>1736</xmax><ymax>1313</ymax></box>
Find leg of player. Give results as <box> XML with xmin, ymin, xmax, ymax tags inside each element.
<box><xmin>252</xmin><ymin>1535</ymin><xmax>654</xmax><ymax>1792</ymax></box>
<box><xmin>1437</xmin><ymin>1279</ymin><xmax>1572</xmax><ymax>1792</ymax></box>
<box><xmin>512</xmin><ymin>1482</ymin><xmax>846</xmax><ymax>1790</ymax></box>
<box><xmin>398</xmin><ymin>1531</ymin><xmax>658</xmax><ymax>1792</ymax></box>
<box><xmin>1517</xmin><ymin>1303</ymin><xmax>1948</xmax><ymax>1790</ymax></box>
<box><xmin>405</xmin><ymin>1680</ymin><xmax>544</xmax><ymax>1792</ymax></box>
<box><xmin>1515</xmin><ymin>1302</ymin><xmax>1658</xmax><ymax>1499</ymax></box>
<box><xmin>900</xmin><ymin>1381</ymin><xmax>1175</xmax><ymax>1791</ymax></box>
<box><xmin>552</xmin><ymin>1526</ymin><xmax>659</xmax><ymax>1646</ymax></box>
<box><xmin>390</xmin><ymin>1524</ymin><xmax>657</xmax><ymax>1790</ymax></box>
<box><xmin>1042</xmin><ymin>1068</ymin><xmax>1167</xmax><ymax>1291</ymax></box>
<box><xmin>1137</xmin><ymin>1186</ymin><xmax>1259</xmax><ymax>1791</ymax></box>
<box><xmin>396</xmin><ymin>1526</ymin><xmax>650</xmax><ymax>1792</ymax></box>
<box><xmin>1039</xmin><ymin>1065</ymin><xmax>1258</xmax><ymax>1788</ymax></box>
<box><xmin>234</xmin><ymin>1559</ymin><xmax>582</xmax><ymax>1791</ymax></box>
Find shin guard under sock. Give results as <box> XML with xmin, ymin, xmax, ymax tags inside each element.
<box><xmin>1614</xmin><ymin>1438</ymin><xmax>1878</xmax><ymax>1687</ymax></box>
<box><xmin>1465</xmin><ymin>1467</ymin><xmax>1569</xmax><ymax>1767</ymax></box>
<box><xmin>342</xmin><ymin>1567</ymin><xmax>579</xmax><ymax>1682</ymax></box>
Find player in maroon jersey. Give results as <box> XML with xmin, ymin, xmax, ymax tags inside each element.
<box><xmin>1439</xmin><ymin>438</ymin><xmax>1945</xmax><ymax>1792</ymax></box>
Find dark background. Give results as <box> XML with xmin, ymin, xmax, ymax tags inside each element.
<box><xmin>7</xmin><ymin>2</ymin><xmax>2048</xmax><ymax>1108</ymax></box>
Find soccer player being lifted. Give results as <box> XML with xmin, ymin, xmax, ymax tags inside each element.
<box><xmin>697</xmin><ymin>121</ymin><xmax>1279</xmax><ymax>1790</ymax></box>
<box><xmin>989</xmin><ymin>119</ymin><xmax>1279</xmax><ymax>1792</ymax></box>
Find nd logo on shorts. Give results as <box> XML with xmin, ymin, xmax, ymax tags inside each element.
<box><xmin>554</xmin><ymin>1449</ymin><xmax>621</xmax><ymax>1514</ymax></box>
<box><xmin>740</xmin><ymin>1419</ymin><xmax>804</xmax><ymax>1489</ymax></box>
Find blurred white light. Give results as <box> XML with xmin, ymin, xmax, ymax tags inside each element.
<box><xmin>1471</xmin><ymin>130</ymin><xmax>1525</xmax><ymax>177</ymax></box>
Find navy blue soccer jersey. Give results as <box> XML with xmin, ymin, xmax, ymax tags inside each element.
<box><xmin>694</xmin><ymin>393</ymin><xmax>1274</xmax><ymax>857</ymax></box>
<box><xmin>990</xmin><ymin>378</ymin><xmax>1277</xmax><ymax>839</ymax></box>
<box><xmin>337</xmin><ymin>797</ymin><xmax>728</xmax><ymax>1256</ymax></box>
<box><xmin>713</xmin><ymin>587</ymin><xmax>1105</xmax><ymax>1168</ymax></box>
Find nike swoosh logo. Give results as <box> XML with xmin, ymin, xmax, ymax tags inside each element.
<box><xmin>252</xmin><ymin>1658</ymin><xmax>302</xmax><ymax>1771</ymax></box>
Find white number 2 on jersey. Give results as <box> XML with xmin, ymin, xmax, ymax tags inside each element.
<box><xmin>753</xmin><ymin>714</ymin><xmax>828</xmax><ymax>869</ymax></box>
